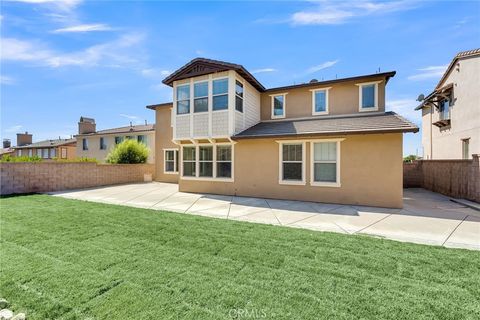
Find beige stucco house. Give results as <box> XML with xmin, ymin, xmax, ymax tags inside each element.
<box><xmin>12</xmin><ymin>132</ymin><xmax>76</xmax><ymax>160</ymax></box>
<box><xmin>416</xmin><ymin>48</ymin><xmax>480</xmax><ymax>159</ymax></box>
<box><xmin>75</xmin><ymin>117</ymin><xmax>155</xmax><ymax>163</ymax></box>
<box><xmin>148</xmin><ymin>58</ymin><xmax>418</xmax><ymax>208</ymax></box>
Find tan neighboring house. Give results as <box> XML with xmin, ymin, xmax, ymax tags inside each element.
<box><xmin>12</xmin><ymin>132</ymin><xmax>76</xmax><ymax>160</ymax></box>
<box><xmin>75</xmin><ymin>117</ymin><xmax>155</xmax><ymax>163</ymax></box>
<box><xmin>415</xmin><ymin>48</ymin><xmax>480</xmax><ymax>159</ymax></box>
<box><xmin>148</xmin><ymin>58</ymin><xmax>418</xmax><ymax>208</ymax></box>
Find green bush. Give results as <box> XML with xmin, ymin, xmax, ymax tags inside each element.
<box><xmin>106</xmin><ymin>139</ymin><xmax>149</xmax><ymax>164</ymax></box>
<box><xmin>403</xmin><ymin>154</ymin><xmax>420</xmax><ymax>163</ymax></box>
<box><xmin>53</xmin><ymin>157</ymin><xmax>98</xmax><ymax>163</ymax></box>
<box><xmin>0</xmin><ymin>155</ymin><xmax>42</xmax><ymax>162</ymax></box>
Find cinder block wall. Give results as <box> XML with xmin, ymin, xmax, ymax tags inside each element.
<box><xmin>403</xmin><ymin>154</ymin><xmax>480</xmax><ymax>203</ymax></box>
<box><xmin>0</xmin><ymin>162</ymin><xmax>156</xmax><ymax>195</ymax></box>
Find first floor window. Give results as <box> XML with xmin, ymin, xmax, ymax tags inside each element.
<box><xmin>17</xmin><ymin>149</ymin><xmax>22</xmax><ymax>156</ymax></box>
<box><xmin>462</xmin><ymin>138</ymin><xmax>470</xmax><ymax>159</ymax></box>
<box><xmin>61</xmin><ymin>147</ymin><xmax>67</xmax><ymax>159</ymax></box>
<box><xmin>42</xmin><ymin>148</ymin><xmax>49</xmax><ymax>159</ymax></box>
<box><xmin>137</xmin><ymin>135</ymin><xmax>146</xmax><ymax>144</ymax></box>
<box><xmin>217</xmin><ymin>146</ymin><xmax>232</xmax><ymax>178</ymax></box>
<box><xmin>281</xmin><ymin>143</ymin><xmax>303</xmax><ymax>182</ymax></box>
<box><xmin>199</xmin><ymin>146</ymin><xmax>213</xmax><ymax>177</ymax></box>
<box><xmin>164</xmin><ymin>149</ymin><xmax>178</xmax><ymax>173</ymax></box>
<box><xmin>312</xmin><ymin>142</ymin><xmax>338</xmax><ymax>184</ymax></box>
<box><xmin>37</xmin><ymin>149</ymin><xmax>41</xmax><ymax>157</ymax></box>
<box><xmin>50</xmin><ymin>148</ymin><xmax>56</xmax><ymax>158</ymax></box>
<box><xmin>28</xmin><ymin>149</ymin><xmax>32</xmax><ymax>157</ymax></box>
<box><xmin>272</xmin><ymin>94</ymin><xmax>286</xmax><ymax>118</ymax></box>
<box><xmin>82</xmin><ymin>138</ymin><xmax>88</xmax><ymax>150</ymax></box>
<box><xmin>100</xmin><ymin>137</ymin><xmax>107</xmax><ymax>150</ymax></box>
<box><xmin>182</xmin><ymin>146</ymin><xmax>196</xmax><ymax>177</ymax></box>
<box><xmin>115</xmin><ymin>136</ymin><xmax>123</xmax><ymax>144</ymax></box>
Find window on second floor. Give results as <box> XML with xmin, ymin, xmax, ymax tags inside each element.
<box><xmin>137</xmin><ymin>135</ymin><xmax>146</xmax><ymax>144</ymax></box>
<box><xmin>271</xmin><ymin>94</ymin><xmax>286</xmax><ymax>119</ymax></box>
<box><xmin>82</xmin><ymin>138</ymin><xmax>88</xmax><ymax>151</ymax></box>
<box><xmin>115</xmin><ymin>136</ymin><xmax>124</xmax><ymax>145</ymax></box>
<box><xmin>358</xmin><ymin>82</ymin><xmax>379</xmax><ymax>111</ymax></box>
<box><xmin>235</xmin><ymin>80</ymin><xmax>243</xmax><ymax>112</ymax></box>
<box><xmin>312</xmin><ymin>88</ymin><xmax>330</xmax><ymax>115</ymax></box>
<box><xmin>177</xmin><ymin>84</ymin><xmax>190</xmax><ymax>115</ymax></box>
<box><xmin>212</xmin><ymin>78</ymin><xmax>228</xmax><ymax>111</ymax></box>
<box><xmin>194</xmin><ymin>81</ymin><xmax>209</xmax><ymax>113</ymax></box>
<box><xmin>100</xmin><ymin>137</ymin><xmax>107</xmax><ymax>150</ymax></box>
<box><xmin>439</xmin><ymin>98</ymin><xmax>450</xmax><ymax>120</ymax></box>
<box><xmin>462</xmin><ymin>138</ymin><xmax>470</xmax><ymax>159</ymax></box>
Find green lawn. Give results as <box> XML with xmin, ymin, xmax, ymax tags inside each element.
<box><xmin>1</xmin><ymin>195</ymin><xmax>479</xmax><ymax>320</ymax></box>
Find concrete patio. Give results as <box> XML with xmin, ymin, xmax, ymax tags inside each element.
<box><xmin>49</xmin><ymin>182</ymin><xmax>480</xmax><ymax>250</ymax></box>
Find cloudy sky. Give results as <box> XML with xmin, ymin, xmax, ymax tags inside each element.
<box><xmin>1</xmin><ymin>0</ymin><xmax>479</xmax><ymax>155</ymax></box>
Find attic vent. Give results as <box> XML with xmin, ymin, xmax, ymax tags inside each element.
<box><xmin>309</xmin><ymin>79</ymin><xmax>318</xmax><ymax>83</ymax></box>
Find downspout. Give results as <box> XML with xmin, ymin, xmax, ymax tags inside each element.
<box><xmin>430</xmin><ymin>106</ymin><xmax>433</xmax><ymax>159</ymax></box>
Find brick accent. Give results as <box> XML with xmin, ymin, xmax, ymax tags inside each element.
<box><xmin>0</xmin><ymin>162</ymin><xmax>155</xmax><ymax>195</ymax></box>
<box><xmin>404</xmin><ymin>154</ymin><xmax>480</xmax><ymax>203</ymax></box>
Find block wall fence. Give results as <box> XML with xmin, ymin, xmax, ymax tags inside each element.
<box><xmin>0</xmin><ymin>162</ymin><xmax>155</xmax><ymax>195</ymax></box>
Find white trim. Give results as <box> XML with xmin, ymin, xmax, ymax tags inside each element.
<box><xmin>356</xmin><ymin>81</ymin><xmax>381</xmax><ymax>112</ymax></box>
<box><xmin>309</xmin><ymin>140</ymin><xmax>342</xmax><ymax>188</ymax></box>
<box><xmin>278</xmin><ymin>141</ymin><xmax>306</xmax><ymax>185</ymax></box>
<box><xmin>163</xmin><ymin>148</ymin><xmax>179</xmax><ymax>175</ymax></box>
<box><xmin>310</xmin><ymin>87</ymin><xmax>331</xmax><ymax>116</ymax></box>
<box><xmin>180</xmin><ymin>143</ymin><xmax>234</xmax><ymax>182</ymax></box>
<box><xmin>192</xmin><ymin>79</ymin><xmax>209</xmax><ymax>114</ymax></box>
<box><xmin>270</xmin><ymin>93</ymin><xmax>287</xmax><ymax>119</ymax></box>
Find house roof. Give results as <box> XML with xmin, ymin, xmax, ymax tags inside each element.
<box><xmin>0</xmin><ymin>148</ymin><xmax>15</xmax><ymax>155</ymax></box>
<box><xmin>162</xmin><ymin>58</ymin><xmax>266</xmax><ymax>92</ymax></box>
<box><xmin>14</xmin><ymin>138</ymin><xmax>76</xmax><ymax>149</ymax></box>
<box><xmin>233</xmin><ymin>112</ymin><xmax>418</xmax><ymax>139</ymax></box>
<box><xmin>436</xmin><ymin>48</ymin><xmax>480</xmax><ymax>90</ymax></box>
<box><xmin>76</xmin><ymin>124</ymin><xmax>155</xmax><ymax>136</ymax></box>
<box><xmin>146</xmin><ymin>102</ymin><xmax>173</xmax><ymax>110</ymax></box>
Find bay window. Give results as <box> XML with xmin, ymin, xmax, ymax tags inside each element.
<box><xmin>212</xmin><ymin>78</ymin><xmax>228</xmax><ymax>111</ymax></box>
<box><xmin>177</xmin><ymin>84</ymin><xmax>190</xmax><ymax>114</ymax></box>
<box><xmin>194</xmin><ymin>81</ymin><xmax>208</xmax><ymax>113</ymax></box>
<box><xmin>235</xmin><ymin>80</ymin><xmax>243</xmax><ymax>112</ymax></box>
<box><xmin>280</xmin><ymin>143</ymin><xmax>304</xmax><ymax>184</ymax></box>
<box><xmin>311</xmin><ymin>141</ymin><xmax>340</xmax><ymax>187</ymax></box>
<box><xmin>182</xmin><ymin>147</ymin><xmax>196</xmax><ymax>177</ymax></box>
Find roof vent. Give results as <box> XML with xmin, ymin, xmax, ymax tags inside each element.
<box><xmin>309</xmin><ymin>79</ymin><xmax>318</xmax><ymax>83</ymax></box>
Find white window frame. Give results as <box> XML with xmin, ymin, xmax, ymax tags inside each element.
<box><xmin>310</xmin><ymin>139</ymin><xmax>343</xmax><ymax>188</ymax></box>
<box><xmin>164</xmin><ymin>149</ymin><xmax>179</xmax><ymax>174</ymax></box>
<box><xmin>180</xmin><ymin>143</ymin><xmax>234</xmax><ymax>182</ymax></box>
<box><xmin>212</xmin><ymin>77</ymin><xmax>229</xmax><ymax>112</ymax></box>
<box><xmin>61</xmin><ymin>147</ymin><xmax>67</xmax><ymax>159</ymax></box>
<box><xmin>193</xmin><ymin>80</ymin><xmax>209</xmax><ymax>113</ymax></box>
<box><xmin>28</xmin><ymin>149</ymin><xmax>32</xmax><ymax>157</ymax></box>
<box><xmin>235</xmin><ymin>79</ymin><xmax>244</xmax><ymax>113</ymax></box>
<box><xmin>270</xmin><ymin>93</ymin><xmax>287</xmax><ymax>119</ymax></box>
<box><xmin>176</xmin><ymin>83</ymin><xmax>191</xmax><ymax>115</ymax></box>
<box><xmin>310</xmin><ymin>87</ymin><xmax>331</xmax><ymax>116</ymax></box>
<box><xmin>357</xmin><ymin>81</ymin><xmax>381</xmax><ymax>112</ymax></box>
<box><xmin>278</xmin><ymin>141</ymin><xmax>306</xmax><ymax>185</ymax></box>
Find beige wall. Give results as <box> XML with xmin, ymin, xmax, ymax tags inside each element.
<box><xmin>15</xmin><ymin>144</ymin><xmax>76</xmax><ymax>160</ymax></box>
<box><xmin>421</xmin><ymin>56</ymin><xmax>480</xmax><ymax>159</ymax></box>
<box><xmin>178</xmin><ymin>133</ymin><xmax>403</xmax><ymax>208</ymax></box>
<box><xmin>76</xmin><ymin>132</ymin><xmax>155</xmax><ymax>163</ymax></box>
<box><xmin>260</xmin><ymin>77</ymin><xmax>386</xmax><ymax>120</ymax></box>
<box><xmin>155</xmin><ymin>106</ymin><xmax>179</xmax><ymax>183</ymax></box>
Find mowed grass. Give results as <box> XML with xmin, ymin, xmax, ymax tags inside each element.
<box><xmin>1</xmin><ymin>195</ymin><xmax>479</xmax><ymax>320</ymax></box>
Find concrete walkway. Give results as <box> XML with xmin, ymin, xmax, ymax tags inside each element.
<box><xmin>49</xmin><ymin>183</ymin><xmax>480</xmax><ymax>250</ymax></box>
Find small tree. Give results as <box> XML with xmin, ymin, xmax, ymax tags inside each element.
<box><xmin>403</xmin><ymin>154</ymin><xmax>419</xmax><ymax>163</ymax></box>
<box><xmin>106</xmin><ymin>139</ymin><xmax>149</xmax><ymax>164</ymax></box>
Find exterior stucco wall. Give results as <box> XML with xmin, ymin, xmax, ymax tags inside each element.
<box><xmin>76</xmin><ymin>131</ymin><xmax>155</xmax><ymax>163</ymax></box>
<box><xmin>422</xmin><ymin>56</ymin><xmax>480</xmax><ymax>159</ymax></box>
<box><xmin>15</xmin><ymin>144</ymin><xmax>76</xmax><ymax>160</ymax></box>
<box><xmin>155</xmin><ymin>106</ymin><xmax>179</xmax><ymax>183</ymax></box>
<box><xmin>260</xmin><ymin>77</ymin><xmax>386</xmax><ymax>120</ymax></box>
<box><xmin>179</xmin><ymin>133</ymin><xmax>403</xmax><ymax>208</ymax></box>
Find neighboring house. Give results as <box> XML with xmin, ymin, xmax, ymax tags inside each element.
<box><xmin>75</xmin><ymin>117</ymin><xmax>155</xmax><ymax>163</ymax></box>
<box><xmin>12</xmin><ymin>132</ymin><xmax>76</xmax><ymax>160</ymax></box>
<box><xmin>415</xmin><ymin>48</ymin><xmax>480</xmax><ymax>159</ymax></box>
<box><xmin>148</xmin><ymin>58</ymin><xmax>418</xmax><ymax>208</ymax></box>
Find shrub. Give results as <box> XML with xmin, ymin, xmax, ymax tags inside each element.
<box><xmin>403</xmin><ymin>155</ymin><xmax>420</xmax><ymax>163</ymax></box>
<box><xmin>54</xmin><ymin>157</ymin><xmax>98</xmax><ymax>163</ymax></box>
<box><xmin>106</xmin><ymin>139</ymin><xmax>149</xmax><ymax>164</ymax></box>
<box><xmin>0</xmin><ymin>155</ymin><xmax>42</xmax><ymax>162</ymax></box>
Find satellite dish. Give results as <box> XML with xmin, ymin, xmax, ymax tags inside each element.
<box><xmin>416</xmin><ymin>94</ymin><xmax>425</xmax><ymax>102</ymax></box>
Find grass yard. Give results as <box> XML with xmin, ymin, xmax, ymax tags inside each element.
<box><xmin>1</xmin><ymin>195</ymin><xmax>479</xmax><ymax>320</ymax></box>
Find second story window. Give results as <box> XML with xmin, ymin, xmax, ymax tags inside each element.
<box><xmin>312</xmin><ymin>88</ymin><xmax>330</xmax><ymax>115</ymax></box>
<box><xmin>82</xmin><ymin>138</ymin><xmax>88</xmax><ymax>151</ymax></box>
<box><xmin>439</xmin><ymin>98</ymin><xmax>450</xmax><ymax>120</ymax></box>
<box><xmin>271</xmin><ymin>94</ymin><xmax>286</xmax><ymax>119</ymax></box>
<box><xmin>358</xmin><ymin>82</ymin><xmax>380</xmax><ymax>111</ymax></box>
<box><xmin>115</xmin><ymin>136</ymin><xmax>124</xmax><ymax>144</ymax></box>
<box><xmin>100</xmin><ymin>137</ymin><xmax>107</xmax><ymax>150</ymax></box>
<box><xmin>235</xmin><ymin>80</ymin><xmax>243</xmax><ymax>112</ymax></box>
<box><xmin>177</xmin><ymin>84</ymin><xmax>190</xmax><ymax>115</ymax></box>
<box><xmin>137</xmin><ymin>135</ymin><xmax>146</xmax><ymax>144</ymax></box>
<box><xmin>194</xmin><ymin>81</ymin><xmax>208</xmax><ymax>113</ymax></box>
<box><xmin>213</xmin><ymin>78</ymin><xmax>228</xmax><ymax>111</ymax></box>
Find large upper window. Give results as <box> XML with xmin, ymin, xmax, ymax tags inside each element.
<box><xmin>194</xmin><ymin>81</ymin><xmax>209</xmax><ymax>113</ymax></box>
<box><xmin>235</xmin><ymin>80</ymin><xmax>243</xmax><ymax>112</ymax></box>
<box><xmin>164</xmin><ymin>149</ymin><xmax>179</xmax><ymax>173</ymax></box>
<box><xmin>199</xmin><ymin>146</ymin><xmax>213</xmax><ymax>177</ymax></box>
<box><xmin>177</xmin><ymin>84</ymin><xmax>191</xmax><ymax>114</ymax></box>
<box><xmin>280</xmin><ymin>143</ymin><xmax>304</xmax><ymax>183</ymax></box>
<box><xmin>212</xmin><ymin>78</ymin><xmax>228</xmax><ymax>111</ymax></box>
<box><xmin>271</xmin><ymin>94</ymin><xmax>286</xmax><ymax>119</ymax></box>
<box><xmin>312</xmin><ymin>88</ymin><xmax>330</xmax><ymax>115</ymax></box>
<box><xmin>312</xmin><ymin>142</ymin><xmax>339</xmax><ymax>186</ymax></box>
<box><xmin>439</xmin><ymin>98</ymin><xmax>450</xmax><ymax>120</ymax></box>
<box><xmin>358</xmin><ymin>82</ymin><xmax>379</xmax><ymax>111</ymax></box>
<box><xmin>82</xmin><ymin>138</ymin><xmax>88</xmax><ymax>151</ymax></box>
<box><xmin>182</xmin><ymin>146</ymin><xmax>196</xmax><ymax>177</ymax></box>
<box><xmin>217</xmin><ymin>145</ymin><xmax>232</xmax><ymax>178</ymax></box>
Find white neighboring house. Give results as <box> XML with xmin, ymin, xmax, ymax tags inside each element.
<box><xmin>416</xmin><ymin>48</ymin><xmax>480</xmax><ymax>159</ymax></box>
<box><xmin>75</xmin><ymin>117</ymin><xmax>155</xmax><ymax>163</ymax></box>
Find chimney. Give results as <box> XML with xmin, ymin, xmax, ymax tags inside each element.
<box><xmin>16</xmin><ymin>131</ymin><xmax>32</xmax><ymax>146</ymax></box>
<box><xmin>78</xmin><ymin>116</ymin><xmax>96</xmax><ymax>134</ymax></box>
<box><xmin>3</xmin><ymin>139</ymin><xmax>11</xmax><ymax>148</ymax></box>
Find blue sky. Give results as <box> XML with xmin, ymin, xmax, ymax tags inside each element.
<box><xmin>1</xmin><ymin>0</ymin><xmax>479</xmax><ymax>155</ymax></box>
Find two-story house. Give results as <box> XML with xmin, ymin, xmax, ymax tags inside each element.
<box><xmin>415</xmin><ymin>48</ymin><xmax>480</xmax><ymax>159</ymax></box>
<box><xmin>148</xmin><ymin>58</ymin><xmax>418</xmax><ymax>208</ymax></box>
<box><xmin>75</xmin><ymin>117</ymin><xmax>156</xmax><ymax>163</ymax></box>
<box><xmin>12</xmin><ymin>132</ymin><xmax>76</xmax><ymax>160</ymax></box>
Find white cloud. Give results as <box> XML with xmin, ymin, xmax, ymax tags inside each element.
<box><xmin>52</xmin><ymin>23</ymin><xmax>113</xmax><ymax>33</ymax></box>
<box><xmin>0</xmin><ymin>75</ymin><xmax>16</xmax><ymax>85</ymax></box>
<box><xmin>141</xmin><ymin>68</ymin><xmax>171</xmax><ymax>78</ymax></box>
<box><xmin>251</xmin><ymin>68</ymin><xmax>277</xmax><ymax>74</ymax></box>
<box><xmin>386</xmin><ymin>98</ymin><xmax>419</xmax><ymax>123</ymax></box>
<box><xmin>407</xmin><ymin>65</ymin><xmax>448</xmax><ymax>81</ymax></box>
<box><xmin>4</xmin><ymin>125</ymin><xmax>23</xmax><ymax>133</ymax></box>
<box><xmin>1</xmin><ymin>33</ymin><xmax>145</xmax><ymax>68</ymax></box>
<box><xmin>119</xmin><ymin>114</ymin><xmax>143</xmax><ymax>125</ymax></box>
<box><xmin>290</xmin><ymin>1</ymin><xmax>418</xmax><ymax>25</ymax></box>
<box><xmin>9</xmin><ymin>0</ymin><xmax>82</xmax><ymax>12</ymax></box>
<box><xmin>306</xmin><ymin>60</ymin><xmax>339</xmax><ymax>74</ymax></box>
